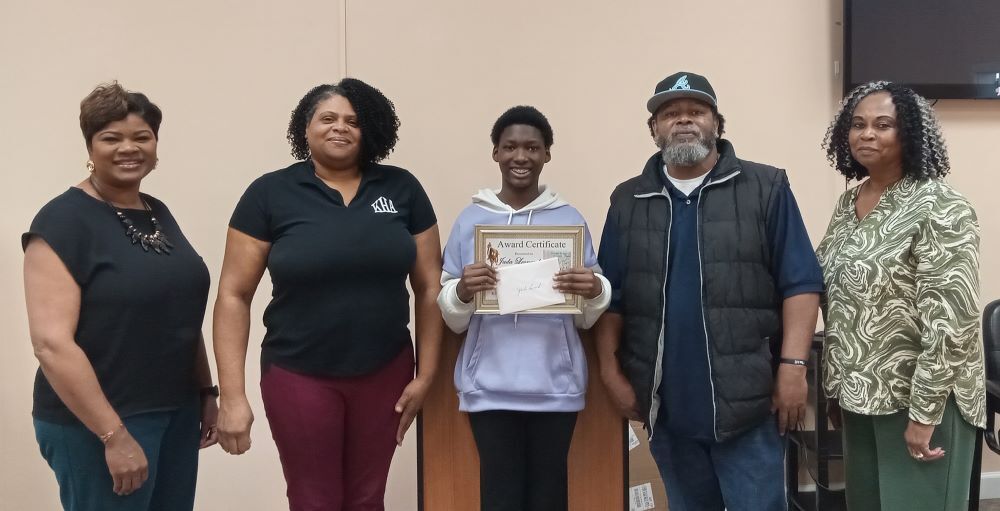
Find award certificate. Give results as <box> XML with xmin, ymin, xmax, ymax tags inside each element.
<box><xmin>473</xmin><ymin>225</ymin><xmax>584</xmax><ymax>314</ymax></box>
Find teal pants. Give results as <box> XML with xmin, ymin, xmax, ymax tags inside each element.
<box><xmin>34</xmin><ymin>397</ymin><xmax>201</xmax><ymax>511</ymax></box>
<box><xmin>842</xmin><ymin>397</ymin><xmax>976</xmax><ymax>511</ymax></box>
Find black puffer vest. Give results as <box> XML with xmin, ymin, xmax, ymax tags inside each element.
<box><xmin>608</xmin><ymin>140</ymin><xmax>784</xmax><ymax>441</ymax></box>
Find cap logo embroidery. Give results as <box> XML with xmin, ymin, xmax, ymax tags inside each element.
<box><xmin>371</xmin><ymin>196</ymin><xmax>398</xmax><ymax>213</ymax></box>
<box><xmin>670</xmin><ymin>75</ymin><xmax>691</xmax><ymax>90</ymax></box>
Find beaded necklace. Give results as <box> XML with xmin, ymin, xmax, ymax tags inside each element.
<box><xmin>89</xmin><ymin>177</ymin><xmax>173</xmax><ymax>254</ymax></box>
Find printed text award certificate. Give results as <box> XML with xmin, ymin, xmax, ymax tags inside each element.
<box><xmin>473</xmin><ymin>225</ymin><xmax>584</xmax><ymax>314</ymax></box>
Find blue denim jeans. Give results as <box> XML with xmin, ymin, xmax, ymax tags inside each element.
<box><xmin>648</xmin><ymin>414</ymin><xmax>787</xmax><ymax>511</ymax></box>
<box><xmin>34</xmin><ymin>397</ymin><xmax>201</xmax><ymax>511</ymax></box>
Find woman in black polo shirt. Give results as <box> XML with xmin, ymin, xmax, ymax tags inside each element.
<box><xmin>214</xmin><ymin>78</ymin><xmax>443</xmax><ymax>510</ymax></box>
<box><xmin>23</xmin><ymin>82</ymin><xmax>215</xmax><ymax>510</ymax></box>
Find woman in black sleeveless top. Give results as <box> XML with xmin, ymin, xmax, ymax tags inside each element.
<box><xmin>23</xmin><ymin>83</ymin><xmax>216</xmax><ymax>511</ymax></box>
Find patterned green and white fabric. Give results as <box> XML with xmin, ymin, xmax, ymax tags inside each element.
<box><xmin>817</xmin><ymin>177</ymin><xmax>984</xmax><ymax>428</ymax></box>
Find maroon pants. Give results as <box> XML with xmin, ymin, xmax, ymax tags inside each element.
<box><xmin>260</xmin><ymin>345</ymin><xmax>414</xmax><ymax>511</ymax></box>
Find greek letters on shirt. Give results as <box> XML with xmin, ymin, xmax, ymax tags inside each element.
<box><xmin>371</xmin><ymin>196</ymin><xmax>398</xmax><ymax>213</ymax></box>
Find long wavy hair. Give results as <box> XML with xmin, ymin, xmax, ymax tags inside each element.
<box><xmin>822</xmin><ymin>81</ymin><xmax>950</xmax><ymax>181</ymax></box>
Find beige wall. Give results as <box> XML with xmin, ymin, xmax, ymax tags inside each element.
<box><xmin>2</xmin><ymin>1</ymin><xmax>999</xmax><ymax>509</ymax></box>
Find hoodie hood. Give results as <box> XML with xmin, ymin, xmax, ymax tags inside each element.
<box><xmin>471</xmin><ymin>185</ymin><xmax>569</xmax><ymax>214</ymax></box>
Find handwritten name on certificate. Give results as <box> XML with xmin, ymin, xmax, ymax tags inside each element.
<box><xmin>494</xmin><ymin>258</ymin><xmax>565</xmax><ymax>315</ymax></box>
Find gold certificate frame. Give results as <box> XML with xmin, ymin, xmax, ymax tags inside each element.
<box><xmin>473</xmin><ymin>224</ymin><xmax>585</xmax><ymax>314</ymax></box>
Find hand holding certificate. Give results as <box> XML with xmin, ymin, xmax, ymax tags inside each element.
<box><xmin>495</xmin><ymin>258</ymin><xmax>565</xmax><ymax>314</ymax></box>
<box><xmin>473</xmin><ymin>225</ymin><xmax>585</xmax><ymax>314</ymax></box>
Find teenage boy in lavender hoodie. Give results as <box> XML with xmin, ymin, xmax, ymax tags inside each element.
<box><xmin>437</xmin><ymin>106</ymin><xmax>611</xmax><ymax>511</ymax></box>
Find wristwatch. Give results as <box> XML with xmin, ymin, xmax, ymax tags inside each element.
<box><xmin>779</xmin><ymin>358</ymin><xmax>808</xmax><ymax>367</ymax></box>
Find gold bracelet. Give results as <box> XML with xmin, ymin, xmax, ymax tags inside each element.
<box><xmin>99</xmin><ymin>423</ymin><xmax>124</xmax><ymax>444</ymax></box>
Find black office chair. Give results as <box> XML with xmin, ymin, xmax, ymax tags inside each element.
<box><xmin>972</xmin><ymin>299</ymin><xmax>1000</xmax><ymax>511</ymax></box>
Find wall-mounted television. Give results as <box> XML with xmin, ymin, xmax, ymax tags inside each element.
<box><xmin>844</xmin><ymin>0</ymin><xmax>1000</xmax><ymax>99</ymax></box>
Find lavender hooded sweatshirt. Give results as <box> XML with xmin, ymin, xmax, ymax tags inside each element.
<box><xmin>437</xmin><ymin>186</ymin><xmax>610</xmax><ymax>412</ymax></box>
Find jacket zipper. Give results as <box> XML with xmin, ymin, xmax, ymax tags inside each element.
<box><xmin>695</xmin><ymin>170</ymin><xmax>741</xmax><ymax>441</ymax></box>
<box><xmin>633</xmin><ymin>190</ymin><xmax>671</xmax><ymax>435</ymax></box>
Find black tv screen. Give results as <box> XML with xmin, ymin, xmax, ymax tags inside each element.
<box><xmin>845</xmin><ymin>0</ymin><xmax>1000</xmax><ymax>99</ymax></box>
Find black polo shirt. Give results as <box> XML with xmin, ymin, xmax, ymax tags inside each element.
<box><xmin>230</xmin><ymin>160</ymin><xmax>436</xmax><ymax>377</ymax></box>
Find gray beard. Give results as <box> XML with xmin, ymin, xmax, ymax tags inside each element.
<box><xmin>660</xmin><ymin>139</ymin><xmax>713</xmax><ymax>167</ymax></box>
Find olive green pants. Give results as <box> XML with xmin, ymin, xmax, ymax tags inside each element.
<box><xmin>842</xmin><ymin>397</ymin><xmax>977</xmax><ymax>511</ymax></box>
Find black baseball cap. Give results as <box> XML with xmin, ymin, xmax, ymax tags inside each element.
<box><xmin>646</xmin><ymin>72</ymin><xmax>718</xmax><ymax>113</ymax></box>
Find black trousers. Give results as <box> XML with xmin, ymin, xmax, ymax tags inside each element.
<box><xmin>467</xmin><ymin>410</ymin><xmax>579</xmax><ymax>511</ymax></box>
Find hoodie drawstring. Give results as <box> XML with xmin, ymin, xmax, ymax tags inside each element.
<box><xmin>506</xmin><ymin>208</ymin><xmax>533</xmax><ymax>226</ymax></box>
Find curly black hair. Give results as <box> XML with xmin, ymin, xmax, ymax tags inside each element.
<box><xmin>646</xmin><ymin>105</ymin><xmax>726</xmax><ymax>139</ymax></box>
<box><xmin>490</xmin><ymin>106</ymin><xmax>554</xmax><ymax>148</ymax></box>
<box><xmin>286</xmin><ymin>78</ymin><xmax>400</xmax><ymax>166</ymax></box>
<box><xmin>823</xmin><ymin>81</ymin><xmax>950</xmax><ymax>181</ymax></box>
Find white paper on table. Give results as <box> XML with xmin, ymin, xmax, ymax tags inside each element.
<box><xmin>629</xmin><ymin>483</ymin><xmax>656</xmax><ymax>511</ymax></box>
<box><xmin>494</xmin><ymin>258</ymin><xmax>565</xmax><ymax>315</ymax></box>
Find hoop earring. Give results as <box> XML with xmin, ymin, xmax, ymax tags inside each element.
<box><xmin>86</xmin><ymin>160</ymin><xmax>95</xmax><ymax>173</ymax></box>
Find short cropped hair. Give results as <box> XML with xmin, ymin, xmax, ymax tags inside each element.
<box><xmin>490</xmin><ymin>106</ymin><xmax>554</xmax><ymax>148</ymax></box>
<box><xmin>79</xmin><ymin>82</ymin><xmax>162</xmax><ymax>148</ymax></box>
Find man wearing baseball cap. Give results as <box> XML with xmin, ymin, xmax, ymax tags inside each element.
<box><xmin>594</xmin><ymin>72</ymin><xmax>823</xmax><ymax>510</ymax></box>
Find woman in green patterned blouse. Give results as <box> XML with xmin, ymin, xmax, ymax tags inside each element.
<box><xmin>817</xmin><ymin>81</ymin><xmax>984</xmax><ymax>511</ymax></box>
